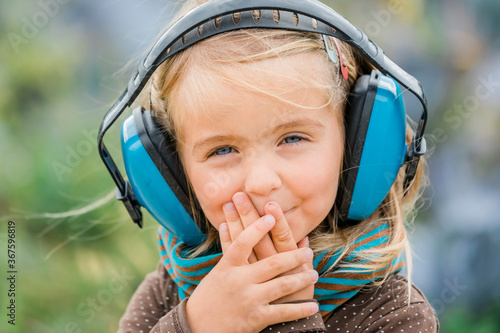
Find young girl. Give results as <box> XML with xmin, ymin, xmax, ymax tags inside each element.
<box><xmin>114</xmin><ymin>0</ymin><xmax>438</xmax><ymax>332</ymax></box>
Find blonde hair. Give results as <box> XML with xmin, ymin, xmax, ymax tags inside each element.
<box><xmin>141</xmin><ymin>0</ymin><xmax>427</xmax><ymax>292</ymax></box>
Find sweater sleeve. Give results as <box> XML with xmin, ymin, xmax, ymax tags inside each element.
<box><xmin>148</xmin><ymin>298</ymin><xmax>193</xmax><ymax>333</ymax></box>
<box><xmin>261</xmin><ymin>300</ymin><xmax>326</xmax><ymax>333</ymax></box>
<box><xmin>117</xmin><ymin>262</ymin><xmax>193</xmax><ymax>333</ymax></box>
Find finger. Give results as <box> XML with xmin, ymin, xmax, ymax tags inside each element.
<box><xmin>219</xmin><ymin>223</ymin><xmax>232</xmax><ymax>254</ymax></box>
<box><xmin>223</xmin><ymin>202</ymin><xmax>245</xmax><ymax>241</ymax></box>
<box><xmin>261</xmin><ymin>269</ymin><xmax>318</xmax><ymax>302</ymax></box>
<box><xmin>262</xmin><ymin>302</ymin><xmax>319</xmax><ymax>326</ymax></box>
<box><xmin>294</xmin><ymin>237</ymin><xmax>314</xmax><ymax>273</ymax></box>
<box><xmin>297</xmin><ymin>236</ymin><xmax>309</xmax><ymax>249</ymax></box>
<box><xmin>233</xmin><ymin>192</ymin><xmax>276</xmax><ymax>259</ymax></box>
<box><xmin>249</xmin><ymin>247</ymin><xmax>314</xmax><ymax>282</ymax></box>
<box><xmin>265</xmin><ymin>201</ymin><xmax>297</xmax><ymax>253</ymax></box>
<box><xmin>223</xmin><ymin>214</ymin><xmax>276</xmax><ymax>266</ymax></box>
<box><xmin>223</xmin><ymin>201</ymin><xmax>258</xmax><ymax>263</ymax></box>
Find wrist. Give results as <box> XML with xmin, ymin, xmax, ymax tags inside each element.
<box><xmin>185</xmin><ymin>297</ymin><xmax>204</xmax><ymax>333</ymax></box>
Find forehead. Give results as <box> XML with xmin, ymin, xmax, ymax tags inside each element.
<box><xmin>173</xmin><ymin>51</ymin><xmax>335</xmax><ymax>137</ymax></box>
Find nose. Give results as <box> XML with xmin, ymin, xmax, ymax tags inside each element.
<box><xmin>244</xmin><ymin>154</ymin><xmax>282</xmax><ymax>197</ymax></box>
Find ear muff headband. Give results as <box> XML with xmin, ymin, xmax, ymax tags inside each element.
<box><xmin>98</xmin><ymin>0</ymin><xmax>428</xmax><ymax>241</ymax></box>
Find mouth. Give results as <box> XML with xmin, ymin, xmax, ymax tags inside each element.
<box><xmin>257</xmin><ymin>205</ymin><xmax>295</xmax><ymax>218</ymax></box>
<box><xmin>282</xmin><ymin>206</ymin><xmax>296</xmax><ymax>217</ymax></box>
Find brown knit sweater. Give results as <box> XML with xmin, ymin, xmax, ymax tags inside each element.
<box><xmin>117</xmin><ymin>262</ymin><xmax>439</xmax><ymax>333</ymax></box>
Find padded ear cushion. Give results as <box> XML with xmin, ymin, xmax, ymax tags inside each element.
<box><xmin>336</xmin><ymin>71</ymin><xmax>378</xmax><ymax>223</ymax></box>
<box><xmin>135</xmin><ymin>107</ymin><xmax>191</xmax><ymax>209</ymax></box>
<box><xmin>336</xmin><ymin>70</ymin><xmax>407</xmax><ymax>224</ymax></box>
<box><xmin>120</xmin><ymin>106</ymin><xmax>206</xmax><ymax>245</ymax></box>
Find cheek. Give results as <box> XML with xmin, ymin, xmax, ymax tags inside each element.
<box><xmin>185</xmin><ymin>164</ymin><xmax>239</xmax><ymax>229</ymax></box>
<box><xmin>303</xmin><ymin>138</ymin><xmax>341</xmax><ymax>188</ymax></box>
<box><xmin>293</xmin><ymin>140</ymin><xmax>342</xmax><ymax>225</ymax></box>
<box><xmin>301</xmin><ymin>160</ymin><xmax>340</xmax><ymax>211</ymax></box>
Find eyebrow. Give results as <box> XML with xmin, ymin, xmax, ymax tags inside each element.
<box><xmin>192</xmin><ymin>134</ymin><xmax>245</xmax><ymax>155</ymax></box>
<box><xmin>192</xmin><ymin>118</ymin><xmax>326</xmax><ymax>155</ymax></box>
<box><xmin>266</xmin><ymin>118</ymin><xmax>325</xmax><ymax>137</ymax></box>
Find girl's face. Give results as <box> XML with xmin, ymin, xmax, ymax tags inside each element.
<box><xmin>178</xmin><ymin>55</ymin><xmax>344</xmax><ymax>243</ymax></box>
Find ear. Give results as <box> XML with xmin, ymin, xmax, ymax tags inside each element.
<box><xmin>120</xmin><ymin>106</ymin><xmax>206</xmax><ymax>245</ymax></box>
<box><xmin>336</xmin><ymin>70</ymin><xmax>407</xmax><ymax>224</ymax></box>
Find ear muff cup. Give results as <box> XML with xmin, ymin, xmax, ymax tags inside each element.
<box><xmin>120</xmin><ymin>107</ymin><xmax>206</xmax><ymax>245</ymax></box>
<box><xmin>336</xmin><ymin>70</ymin><xmax>407</xmax><ymax>224</ymax></box>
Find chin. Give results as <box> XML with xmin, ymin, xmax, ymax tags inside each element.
<box><xmin>287</xmin><ymin>222</ymin><xmax>310</xmax><ymax>244</ymax></box>
<box><xmin>288</xmin><ymin>213</ymin><xmax>329</xmax><ymax>244</ymax></box>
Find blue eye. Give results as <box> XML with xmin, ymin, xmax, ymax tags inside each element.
<box><xmin>282</xmin><ymin>136</ymin><xmax>302</xmax><ymax>144</ymax></box>
<box><xmin>214</xmin><ymin>146</ymin><xmax>235</xmax><ymax>155</ymax></box>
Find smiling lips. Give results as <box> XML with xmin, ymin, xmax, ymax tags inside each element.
<box><xmin>255</xmin><ymin>202</ymin><xmax>295</xmax><ymax>218</ymax></box>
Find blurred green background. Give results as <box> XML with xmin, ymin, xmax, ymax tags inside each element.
<box><xmin>1</xmin><ymin>0</ymin><xmax>499</xmax><ymax>332</ymax></box>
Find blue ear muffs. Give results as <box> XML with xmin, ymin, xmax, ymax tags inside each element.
<box><xmin>121</xmin><ymin>107</ymin><xmax>206</xmax><ymax>245</ymax></box>
<box><xmin>336</xmin><ymin>70</ymin><xmax>407</xmax><ymax>223</ymax></box>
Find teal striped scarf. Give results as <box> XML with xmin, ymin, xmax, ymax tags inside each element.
<box><xmin>158</xmin><ymin>220</ymin><xmax>403</xmax><ymax>318</ymax></box>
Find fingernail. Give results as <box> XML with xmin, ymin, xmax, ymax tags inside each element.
<box><xmin>233</xmin><ymin>193</ymin><xmax>245</xmax><ymax>204</ymax></box>
<box><xmin>308</xmin><ymin>270</ymin><xmax>319</xmax><ymax>282</ymax></box>
<box><xmin>263</xmin><ymin>214</ymin><xmax>275</xmax><ymax>225</ymax></box>
<box><xmin>223</xmin><ymin>202</ymin><xmax>235</xmax><ymax>211</ymax></box>
<box><xmin>219</xmin><ymin>223</ymin><xmax>228</xmax><ymax>233</ymax></box>
<box><xmin>309</xmin><ymin>302</ymin><xmax>319</xmax><ymax>314</ymax></box>
<box><xmin>304</xmin><ymin>248</ymin><xmax>314</xmax><ymax>260</ymax></box>
<box><xmin>266</xmin><ymin>202</ymin><xmax>276</xmax><ymax>211</ymax></box>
